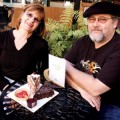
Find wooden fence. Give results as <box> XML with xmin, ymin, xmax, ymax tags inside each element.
<box><xmin>9</xmin><ymin>7</ymin><xmax>65</xmax><ymax>28</ymax></box>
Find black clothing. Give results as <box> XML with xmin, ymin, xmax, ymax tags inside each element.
<box><xmin>83</xmin><ymin>2</ymin><xmax>120</xmax><ymax>18</ymax></box>
<box><xmin>65</xmin><ymin>32</ymin><xmax>120</xmax><ymax>105</ymax></box>
<box><xmin>0</xmin><ymin>30</ymin><xmax>48</xmax><ymax>89</ymax></box>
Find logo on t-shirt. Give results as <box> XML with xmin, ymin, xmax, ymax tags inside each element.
<box><xmin>76</xmin><ymin>60</ymin><xmax>101</xmax><ymax>77</ymax></box>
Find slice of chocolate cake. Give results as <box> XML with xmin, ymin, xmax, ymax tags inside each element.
<box><xmin>34</xmin><ymin>86</ymin><xmax>54</xmax><ymax>100</ymax></box>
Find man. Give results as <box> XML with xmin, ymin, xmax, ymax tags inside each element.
<box><xmin>65</xmin><ymin>2</ymin><xmax>120</xmax><ymax>120</ymax></box>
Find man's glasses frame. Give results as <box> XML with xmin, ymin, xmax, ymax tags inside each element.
<box><xmin>87</xmin><ymin>16</ymin><xmax>114</xmax><ymax>24</ymax></box>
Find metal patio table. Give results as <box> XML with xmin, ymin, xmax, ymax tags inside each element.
<box><xmin>0</xmin><ymin>79</ymin><xmax>94</xmax><ymax>120</ymax></box>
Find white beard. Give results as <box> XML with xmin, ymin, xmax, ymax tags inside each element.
<box><xmin>89</xmin><ymin>31</ymin><xmax>104</xmax><ymax>42</ymax></box>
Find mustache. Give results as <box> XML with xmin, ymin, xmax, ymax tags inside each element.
<box><xmin>92</xmin><ymin>27</ymin><xmax>101</xmax><ymax>31</ymax></box>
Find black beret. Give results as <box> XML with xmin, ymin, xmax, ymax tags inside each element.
<box><xmin>83</xmin><ymin>2</ymin><xmax>120</xmax><ymax>18</ymax></box>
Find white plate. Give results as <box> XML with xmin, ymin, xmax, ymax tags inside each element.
<box><xmin>7</xmin><ymin>84</ymin><xmax>59</xmax><ymax>113</ymax></box>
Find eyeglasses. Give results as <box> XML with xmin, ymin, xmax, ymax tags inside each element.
<box><xmin>26</xmin><ymin>13</ymin><xmax>40</xmax><ymax>23</ymax></box>
<box><xmin>87</xmin><ymin>17</ymin><xmax>113</xmax><ymax>24</ymax></box>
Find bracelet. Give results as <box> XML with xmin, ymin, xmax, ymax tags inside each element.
<box><xmin>2</xmin><ymin>84</ymin><xmax>9</xmax><ymax>91</ymax></box>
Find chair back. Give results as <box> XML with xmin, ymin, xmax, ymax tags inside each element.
<box><xmin>0</xmin><ymin>5</ymin><xmax>13</xmax><ymax>30</ymax></box>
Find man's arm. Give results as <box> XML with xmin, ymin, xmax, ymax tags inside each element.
<box><xmin>66</xmin><ymin>61</ymin><xmax>110</xmax><ymax>96</ymax></box>
<box><xmin>66</xmin><ymin>74</ymin><xmax>101</xmax><ymax>111</ymax></box>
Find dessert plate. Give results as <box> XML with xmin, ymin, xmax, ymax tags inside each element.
<box><xmin>7</xmin><ymin>84</ymin><xmax>59</xmax><ymax>113</ymax></box>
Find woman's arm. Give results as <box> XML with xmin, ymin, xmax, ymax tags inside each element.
<box><xmin>0</xmin><ymin>65</ymin><xmax>10</xmax><ymax>91</ymax></box>
<box><xmin>38</xmin><ymin>40</ymin><xmax>49</xmax><ymax>75</ymax></box>
<box><xmin>0</xmin><ymin>75</ymin><xmax>9</xmax><ymax>91</ymax></box>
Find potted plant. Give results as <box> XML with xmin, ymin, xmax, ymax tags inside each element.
<box><xmin>44</xmin><ymin>8</ymin><xmax>88</xmax><ymax>57</ymax></box>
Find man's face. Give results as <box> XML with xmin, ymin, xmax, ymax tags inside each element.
<box><xmin>87</xmin><ymin>14</ymin><xmax>118</xmax><ymax>42</ymax></box>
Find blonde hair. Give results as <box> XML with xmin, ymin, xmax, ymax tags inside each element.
<box><xmin>16</xmin><ymin>3</ymin><xmax>45</xmax><ymax>37</ymax></box>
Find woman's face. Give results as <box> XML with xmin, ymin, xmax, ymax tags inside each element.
<box><xmin>20</xmin><ymin>10</ymin><xmax>44</xmax><ymax>33</ymax></box>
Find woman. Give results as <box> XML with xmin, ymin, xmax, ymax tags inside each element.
<box><xmin>0</xmin><ymin>3</ymin><xmax>48</xmax><ymax>117</ymax></box>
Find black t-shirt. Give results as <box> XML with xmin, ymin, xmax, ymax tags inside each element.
<box><xmin>0</xmin><ymin>30</ymin><xmax>48</xmax><ymax>80</ymax></box>
<box><xmin>65</xmin><ymin>32</ymin><xmax>120</xmax><ymax>105</ymax></box>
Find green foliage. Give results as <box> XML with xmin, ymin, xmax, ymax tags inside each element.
<box><xmin>116</xmin><ymin>28</ymin><xmax>120</xmax><ymax>34</ymax></box>
<box><xmin>44</xmin><ymin>8</ymin><xmax>87</xmax><ymax>57</ymax></box>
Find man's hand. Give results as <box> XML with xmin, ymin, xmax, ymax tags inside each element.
<box><xmin>66</xmin><ymin>74</ymin><xmax>101</xmax><ymax>111</ymax></box>
<box><xmin>80</xmin><ymin>88</ymin><xmax>101</xmax><ymax>111</ymax></box>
